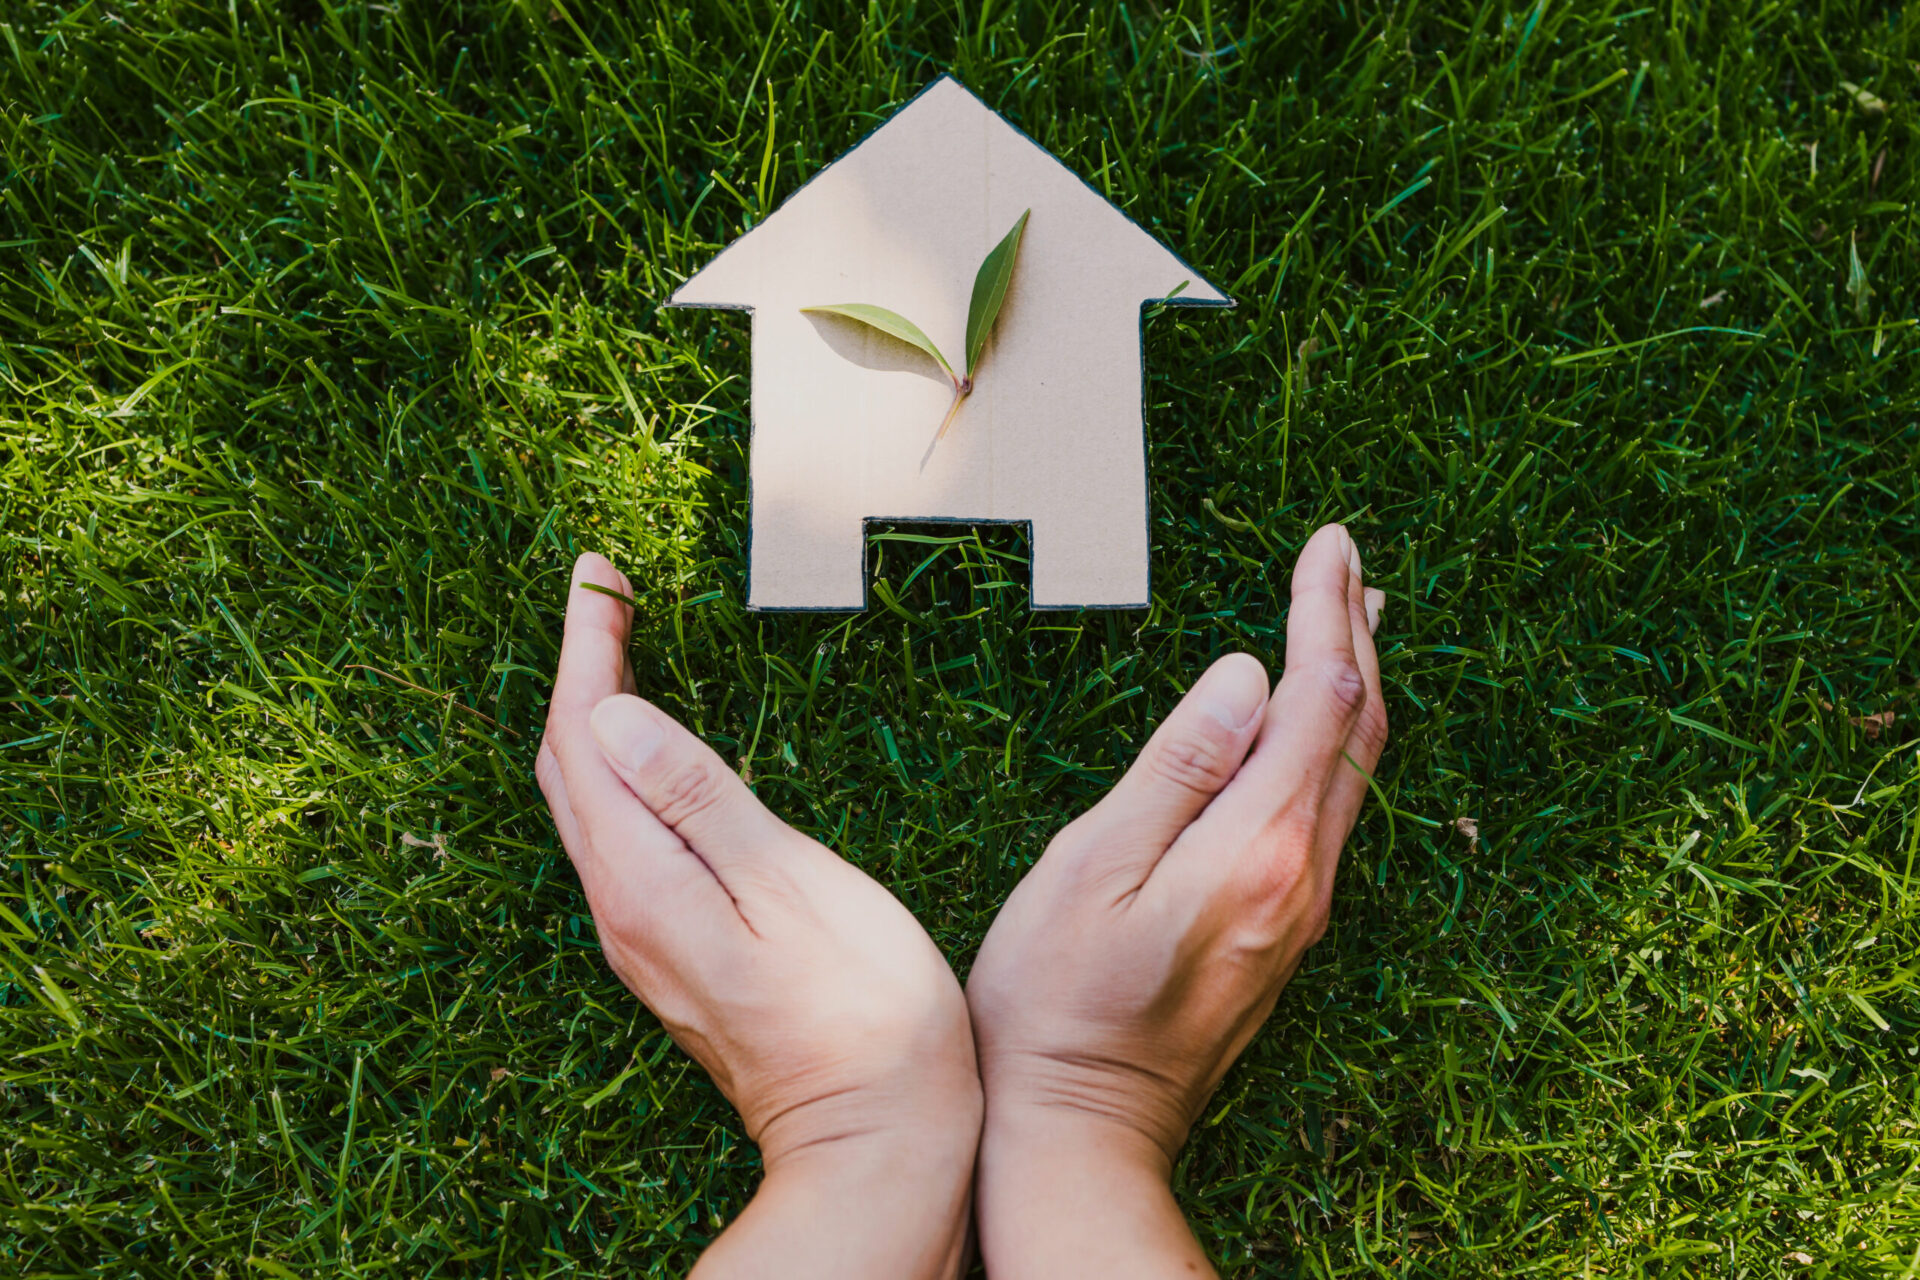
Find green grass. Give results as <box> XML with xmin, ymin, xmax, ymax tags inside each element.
<box><xmin>3</xmin><ymin>0</ymin><xmax>1918</xmax><ymax>1274</ymax></box>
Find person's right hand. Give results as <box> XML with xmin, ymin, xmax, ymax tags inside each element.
<box><xmin>537</xmin><ymin>553</ymin><xmax>981</xmax><ymax>1279</ymax></box>
<box><xmin>965</xmin><ymin>524</ymin><xmax>1387</xmax><ymax>1277</ymax></box>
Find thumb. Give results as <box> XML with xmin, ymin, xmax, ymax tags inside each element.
<box><xmin>1058</xmin><ymin>652</ymin><xmax>1269</xmax><ymax>885</ymax></box>
<box><xmin>590</xmin><ymin>694</ymin><xmax>791</xmax><ymax>878</ymax></box>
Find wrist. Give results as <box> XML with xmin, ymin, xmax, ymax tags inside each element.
<box><xmin>765</xmin><ymin>1081</ymin><xmax>983</xmax><ymax>1184</ymax></box>
<box><xmin>695</xmin><ymin>1087</ymin><xmax>982</xmax><ymax>1280</ymax></box>
<box><xmin>975</xmin><ymin>1041</ymin><xmax>1198</xmax><ymax>1169</ymax></box>
<box><xmin>754</xmin><ymin>1065</ymin><xmax>984</xmax><ymax>1172</ymax></box>
<box><xmin>981</xmin><ymin>1098</ymin><xmax>1172</xmax><ymax>1180</ymax></box>
<box><xmin>976</xmin><ymin>1101</ymin><xmax>1214</xmax><ymax>1280</ymax></box>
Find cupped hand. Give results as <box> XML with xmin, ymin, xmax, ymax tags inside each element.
<box><xmin>537</xmin><ymin>554</ymin><xmax>980</xmax><ymax>1278</ymax></box>
<box><xmin>966</xmin><ymin>524</ymin><xmax>1387</xmax><ymax>1275</ymax></box>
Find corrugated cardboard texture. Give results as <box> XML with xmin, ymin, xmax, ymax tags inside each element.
<box><xmin>670</xmin><ymin>76</ymin><xmax>1229</xmax><ymax>610</ymax></box>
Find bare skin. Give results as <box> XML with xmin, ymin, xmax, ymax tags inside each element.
<box><xmin>536</xmin><ymin>554</ymin><xmax>981</xmax><ymax>1280</ymax></box>
<box><xmin>967</xmin><ymin>523</ymin><xmax>1387</xmax><ymax>1276</ymax></box>
<box><xmin>536</xmin><ymin>523</ymin><xmax>1384</xmax><ymax>1276</ymax></box>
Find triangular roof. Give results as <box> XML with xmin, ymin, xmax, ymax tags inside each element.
<box><xmin>669</xmin><ymin>76</ymin><xmax>1231</xmax><ymax>310</ymax></box>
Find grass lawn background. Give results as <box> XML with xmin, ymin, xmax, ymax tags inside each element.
<box><xmin>4</xmin><ymin>0</ymin><xmax>1918</xmax><ymax>1274</ymax></box>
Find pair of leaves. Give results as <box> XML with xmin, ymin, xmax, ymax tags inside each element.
<box><xmin>804</xmin><ymin>208</ymin><xmax>1030</xmax><ymax>400</ymax></box>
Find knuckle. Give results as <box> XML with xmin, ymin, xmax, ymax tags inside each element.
<box><xmin>1223</xmin><ymin>816</ymin><xmax>1344</xmax><ymax>949</ymax></box>
<box><xmin>1301</xmin><ymin>896</ymin><xmax>1332</xmax><ymax>945</ymax></box>
<box><xmin>1245</xmin><ymin>860</ymin><xmax>1333</xmax><ymax>946</ymax></box>
<box><xmin>1047</xmin><ymin>815</ymin><xmax>1105</xmax><ymax>871</ymax></box>
<box><xmin>542</xmin><ymin>696</ymin><xmax>593</xmax><ymax>760</ymax></box>
<box><xmin>1148</xmin><ymin>723</ymin><xmax>1240</xmax><ymax>796</ymax></box>
<box><xmin>534</xmin><ymin>742</ymin><xmax>562</xmax><ymax>799</ymax></box>
<box><xmin>1321</xmin><ymin>656</ymin><xmax>1368</xmax><ymax>718</ymax></box>
<box><xmin>1243</xmin><ymin>824</ymin><xmax>1312</xmax><ymax>898</ymax></box>
<box><xmin>649</xmin><ymin>757</ymin><xmax>727</xmax><ymax>830</ymax></box>
<box><xmin>595</xmin><ymin>891</ymin><xmax>651</xmax><ymax>943</ymax></box>
<box><xmin>1292</xmin><ymin>574</ymin><xmax>1345</xmax><ymax>607</ymax></box>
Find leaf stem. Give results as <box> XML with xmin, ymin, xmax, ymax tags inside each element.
<box><xmin>937</xmin><ymin>383</ymin><xmax>968</xmax><ymax>439</ymax></box>
<box><xmin>921</xmin><ymin>382</ymin><xmax>969</xmax><ymax>470</ymax></box>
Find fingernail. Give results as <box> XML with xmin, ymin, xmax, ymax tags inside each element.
<box><xmin>591</xmin><ymin>697</ymin><xmax>661</xmax><ymax>771</ymax></box>
<box><xmin>1364</xmin><ymin>588</ymin><xmax>1385</xmax><ymax>636</ymax></box>
<box><xmin>1345</xmin><ymin>531</ymin><xmax>1363</xmax><ymax>579</ymax></box>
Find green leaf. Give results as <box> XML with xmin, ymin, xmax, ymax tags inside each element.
<box><xmin>964</xmin><ymin>209</ymin><xmax>1030</xmax><ymax>379</ymax></box>
<box><xmin>800</xmin><ymin>303</ymin><xmax>955</xmax><ymax>381</ymax></box>
<box><xmin>1848</xmin><ymin>234</ymin><xmax>1873</xmax><ymax>322</ymax></box>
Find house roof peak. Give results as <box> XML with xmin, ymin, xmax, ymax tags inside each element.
<box><xmin>668</xmin><ymin>76</ymin><xmax>1230</xmax><ymax>311</ymax></box>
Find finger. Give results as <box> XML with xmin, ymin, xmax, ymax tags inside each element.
<box><xmin>1318</xmin><ymin>564</ymin><xmax>1388</xmax><ymax>866</ymax></box>
<box><xmin>590</xmin><ymin>693</ymin><xmax>798</xmax><ymax>880</ymax></box>
<box><xmin>1058</xmin><ymin>653</ymin><xmax>1268</xmax><ymax>886</ymax></box>
<box><xmin>548</xmin><ymin>553</ymin><xmax>634</xmax><ymax>758</ymax></box>
<box><xmin>536</xmin><ymin>738</ymin><xmax>588</xmax><ymax>862</ymax></box>
<box><xmin>546</xmin><ymin>554</ymin><xmax>644</xmax><ymax>864</ymax></box>
<box><xmin>1232</xmin><ymin>523</ymin><xmax>1369</xmax><ymax>807</ymax></box>
<box><xmin>541</xmin><ymin>738</ymin><xmax>740</xmax><ymax>1009</ymax></box>
<box><xmin>544</xmin><ymin>558</ymin><xmax>733</xmax><ymax>932</ymax></box>
<box><xmin>541</xmin><ymin>736</ymin><xmax>682</xmax><ymax>909</ymax></box>
<box><xmin>1153</xmin><ymin>525</ymin><xmax>1367</xmax><ymax>881</ymax></box>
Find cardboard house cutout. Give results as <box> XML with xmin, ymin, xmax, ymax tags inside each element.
<box><xmin>668</xmin><ymin>76</ymin><xmax>1231</xmax><ymax>610</ymax></box>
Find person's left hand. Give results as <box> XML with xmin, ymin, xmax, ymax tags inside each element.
<box><xmin>536</xmin><ymin>553</ymin><xmax>980</xmax><ymax>1279</ymax></box>
<box><xmin>964</xmin><ymin>524</ymin><xmax>1388</xmax><ymax>1277</ymax></box>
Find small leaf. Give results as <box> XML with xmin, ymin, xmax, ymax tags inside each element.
<box><xmin>1847</xmin><ymin>233</ymin><xmax>1873</xmax><ymax>322</ymax></box>
<box><xmin>801</xmin><ymin>303</ymin><xmax>955</xmax><ymax>382</ymax></box>
<box><xmin>964</xmin><ymin>209</ymin><xmax>1030</xmax><ymax>379</ymax></box>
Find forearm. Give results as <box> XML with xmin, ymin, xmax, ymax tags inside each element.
<box><xmin>693</xmin><ymin>1122</ymin><xmax>979</xmax><ymax>1280</ymax></box>
<box><xmin>974</xmin><ymin>1107</ymin><xmax>1215</xmax><ymax>1279</ymax></box>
